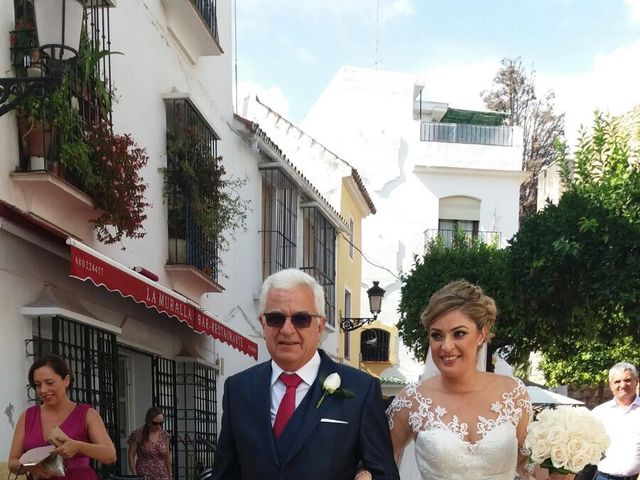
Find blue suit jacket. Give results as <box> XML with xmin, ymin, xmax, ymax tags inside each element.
<box><xmin>213</xmin><ymin>350</ymin><xmax>399</xmax><ymax>480</ymax></box>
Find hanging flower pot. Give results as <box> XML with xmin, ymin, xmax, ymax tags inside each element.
<box><xmin>17</xmin><ymin>118</ymin><xmax>55</xmax><ymax>170</ymax></box>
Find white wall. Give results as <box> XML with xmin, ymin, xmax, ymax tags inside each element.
<box><xmin>413</xmin><ymin>137</ymin><xmax>523</xmax><ymax>172</ymax></box>
<box><xmin>302</xmin><ymin>66</ymin><xmax>524</xmax><ymax>378</ymax></box>
<box><xmin>0</xmin><ymin>1</ymin><xmax>269</xmax><ymax>462</ymax></box>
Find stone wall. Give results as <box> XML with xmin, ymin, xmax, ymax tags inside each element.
<box><xmin>568</xmin><ymin>383</ymin><xmax>612</xmax><ymax>409</ymax></box>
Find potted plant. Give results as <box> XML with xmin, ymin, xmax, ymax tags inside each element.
<box><xmin>15</xmin><ymin>96</ymin><xmax>54</xmax><ymax>170</ymax></box>
<box><xmin>163</xmin><ymin>129</ymin><xmax>249</xmax><ymax>275</ymax></box>
<box><xmin>10</xmin><ymin>7</ymin><xmax>151</xmax><ymax>246</ymax></box>
<box><xmin>11</xmin><ymin>17</ymin><xmax>51</xmax><ymax>169</ymax></box>
<box><xmin>73</xmin><ymin>30</ymin><xmax>122</xmax><ymax>122</ymax></box>
<box><xmin>13</xmin><ymin>58</ymin><xmax>90</xmax><ymax>175</ymax></box>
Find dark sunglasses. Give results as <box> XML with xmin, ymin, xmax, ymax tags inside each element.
<box><xmin>151</xmin><ymin>421</ymin><xmax>164</xmax><ymax>426</ymax></box>
<box><xmin>263</xmin><ymin>312</ymin><xmax>321</xmax><ymax>328</ymax></box>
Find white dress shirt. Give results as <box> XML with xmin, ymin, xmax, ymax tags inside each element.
<box><xmin>592</xmin><ymin>394</ymin><xmax>640</xmax><ymax>476</ymax></box>
<box><xmin>269</xmin><ymin>351</ymin><xmax>321</xmax><ymax>426</ymax></box>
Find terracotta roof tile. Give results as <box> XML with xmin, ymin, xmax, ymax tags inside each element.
<box><xmin>234</xmin><ymin>114</ymin><xmax>348</xmax><ymax>229</ymax></box>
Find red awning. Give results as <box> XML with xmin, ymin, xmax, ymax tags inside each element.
<box><xmin>67</xmin><ymin>238</ymin><xmax>258</xmax><ymax>360</ymax></box>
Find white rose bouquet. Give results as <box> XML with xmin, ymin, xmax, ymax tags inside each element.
<box><xmin>524</xmin><ymin>406</ymin><xmax>609</xmax><ymax>475</ymax></box>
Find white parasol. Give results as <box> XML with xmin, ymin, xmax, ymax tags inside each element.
<box><xmin>526</xmin><ymin>385</ymin><xmax>584</xmax><ymax>405</ymax></box>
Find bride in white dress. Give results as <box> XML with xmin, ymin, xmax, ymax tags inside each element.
<box><xmin>385</xmin><ymin>280</ymin><xmax>574</xmax><ymax>480</ymax></box>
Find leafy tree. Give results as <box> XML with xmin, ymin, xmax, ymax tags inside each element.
<box><xmin>482</xmin><ymin>58</ymin><xmax>565</xmax><ymax>220</ymax></box>
<box><xmin>398</xmin><ymin>233</ymin><xmax>515</xmax><ymax>366</ymax></box>
<box><xmin>540</xmin><ymin>336</ymin><xmax>640</xmax><ymax>386</ymax></box>
<box><xmin>507</xmin><ymin>111</ymin><xmax>640</xmax><ymax>384</ymax></box>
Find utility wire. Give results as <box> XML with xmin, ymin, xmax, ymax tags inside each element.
<box><xmin>374</xmin><ymin>0</ymin><xmax>380</xmax><ymax>68</ymax></box>
<box><xmin>233</xmin><ymin>0</ymin><xmax>239</xmax><ymax>113</ymax></box>
<box><xmin>337</xmin><ymin>231</ymin><xmax>401</xmax><ymax>281</ymax></box>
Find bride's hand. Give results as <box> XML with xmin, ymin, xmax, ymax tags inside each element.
<box><xmin>548</xmin><ymin>473</ymin><xmax>575</xmax><ymax>480</ymax></box>
<box><xmin>354</xmin><ymin>470</ymin><xmax>372</xmax><ymax>480</ymax></box>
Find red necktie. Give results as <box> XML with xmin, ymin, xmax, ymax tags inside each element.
<box><xmin>273</xmin><ymin>373</ymin><xmax>302</xmax><ymax>438</ymax></box>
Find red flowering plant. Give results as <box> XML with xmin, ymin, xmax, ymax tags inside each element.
<box><xmin>85</xmin><ymin>120</ymin><xmax>150</xmax><ymax>245</ymax></box>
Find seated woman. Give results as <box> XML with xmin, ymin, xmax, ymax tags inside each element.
<box><xmin>8</xmin><ymin>354</ymin><xmax>116</xmax><ymax>479</ymax></box>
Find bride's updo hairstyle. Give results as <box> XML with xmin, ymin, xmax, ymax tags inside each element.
<box><xmin>420</xmin><ymin>280</ymin><xmax>497</xmax><ymax>336</ymax></box>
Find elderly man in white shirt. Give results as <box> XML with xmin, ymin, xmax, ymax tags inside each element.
<box><xmin>591</xmin><ymin>362</ymin><xmax>640</xmax><ymax>480</ymax></box>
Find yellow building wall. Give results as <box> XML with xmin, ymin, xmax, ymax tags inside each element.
<box><xmin>335</xmin><ymin>180</ymin><xmax>365</xmax><ymax>368</ymax></box>
<box><xmin>335</xmin><ymin>178</ymin><xmax>400</xmax><ymax>376</ymax></box>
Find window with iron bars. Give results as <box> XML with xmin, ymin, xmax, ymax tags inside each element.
<box><xmin>175</xmin><ymin>361</ymin><xmax>218</xmax><ymax>479</ymax></box>
<box><xmin>301</xmin><ymin>206</ymin><xmax>336</xmax><ymax>327</ymax></box>
<box><xmin>165</xmin><ymin>98</ymin><xmax>221</xmax><ymax>282</ymax></box>
<box><xmin>28</xmin><ymin>315</ymin><xmax>119</xmax><ymax>479</ymax></box>
<box><xmin>360</xmin><ymin>328</ymin><xmax>390</xmax><ymax>362</ymax></box>
<box><xmin>260</xmin><ymin>167</ymin><xmax>298</xmax><ymax>278</ymax></box>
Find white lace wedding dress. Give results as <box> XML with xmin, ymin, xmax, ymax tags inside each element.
<box><xmin>387</xmin><ymin>378</ymin><xmax>531</xmax><ymax>480</ymax></box>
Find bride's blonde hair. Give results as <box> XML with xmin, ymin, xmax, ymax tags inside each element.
<box><xmin>420</xmin><ymin>280</ymin><xmax>497</xmax><ymax>336</ymax></box>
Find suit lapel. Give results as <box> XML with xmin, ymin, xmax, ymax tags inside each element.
<box><xmin>253</xmin><ymin>361</ymin><xmax>279</xmax><ymax>467</ymax></box>
<box><xmin>283</xmin><ymin>350</ymin><xmax>337</xmax><ymax>465</ymax></box>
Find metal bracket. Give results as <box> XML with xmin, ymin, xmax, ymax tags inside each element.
<box><xmin>340</xmin><ymin>316</ymin><xmax>376</xmax><ymax>332</ymax></box>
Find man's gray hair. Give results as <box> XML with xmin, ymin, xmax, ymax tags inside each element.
<box><xmin>258</xmin><ymin>269</ymin><xmax>325</xmax><ymax>316</ymax></box>
<box><xmin>609</xmin><ymin>362</ymin><xmax>639</xmax><ymax>381</ymax></box>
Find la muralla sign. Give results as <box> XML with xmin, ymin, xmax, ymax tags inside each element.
<box><xmin>69</xmin><ymin>245</ymin><xmax>258</xmax><ymax>359</ymax></box>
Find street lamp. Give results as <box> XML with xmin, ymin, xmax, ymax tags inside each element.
<box><xmin>340</xmin><ymin>281</ymin><xmax>386</xmax><ymax>332</ymax></box>
<box><xmin>0</xmin><ymin>0</ymin><xmax>84</xmax><ymax>117</ymax></box>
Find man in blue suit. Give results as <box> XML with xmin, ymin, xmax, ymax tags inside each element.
<box><xmin>213</xmin><ymin>269</ymin><xmax>399</xmax><ymax>480</ymax></box>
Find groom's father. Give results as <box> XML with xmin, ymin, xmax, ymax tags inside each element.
<box><xmin>213</xmin><ymin>269</ymin><xmax>399</xmax><ymax>480</ymax></box>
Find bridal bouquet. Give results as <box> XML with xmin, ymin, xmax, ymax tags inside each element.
<box><xmin>524</xmin><ymin>406</ymin><xmax>609</xmax><ymax>474</ymax></box>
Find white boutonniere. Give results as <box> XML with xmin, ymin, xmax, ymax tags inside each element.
<box><xmin>316</xmin><ymin>372</ymin><xmax>355</xmax><ymax>408</ymax></box>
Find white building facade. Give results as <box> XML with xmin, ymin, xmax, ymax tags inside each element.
<box><xmin>0</xmin><ymin>1</ymin><xmax>343</xmax><ymax>478</ymax></box>
<box><xmin>301</xmin><ymin>66</ymin><xmax>526</xmax><ymax>379</ymax></box>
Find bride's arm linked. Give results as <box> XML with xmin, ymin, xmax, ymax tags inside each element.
<box><xmin>515</xmin><ymin>380</ymin><xmax>534</xmax><ymax>480</ymax></box>
<box><xmin>350</xmin><ymin>387</ymin><xmax>414</xmax><ymax>480</ymax></box>
<box><xmin>386</xmin><ymin>386</ymin><xmax>414</xmax><ymax>465</ymax></box>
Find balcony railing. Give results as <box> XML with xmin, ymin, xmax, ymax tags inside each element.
<box><xmin>165</xmin><ymin>98</ymin><xmax>220</xmax><ymax>283</ymax></box>
<box><xmin>167</xmin><ymin>198</ymin><xmax>220</xmax><ymax>283</ymax></box>
<box><xmin>193</xmin><ymin>0</ymin><xmax>219</xmax><ymax>42</ymax></box>
<box><xmin>421</xmin><ymin>122</ymin><xmax>514</xmax><ymax>147</ymax></box>
<box><xmin>424</xmin><ymin>229</ymin><xmax>501</xmax><ymax>250</ymax></box>
<box><xmin>11</xmin><ymin>0</ymin><xmax>113</xmax><ymax>182</ymax></box>
<box><xmin>162</xmin><ymin>0</ymin><xmax>222</xmax><ymax>60</ymax></box>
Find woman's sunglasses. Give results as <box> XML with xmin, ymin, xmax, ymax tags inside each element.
<box><xmin>151</xmin><ymin>421</ymin><xmax>164</xmax><ymax>426</ymax></box>
<box><xmin>263</xmin><ymin>312</ymin><xmax>321</xmax><ymax>328</ymax></box>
